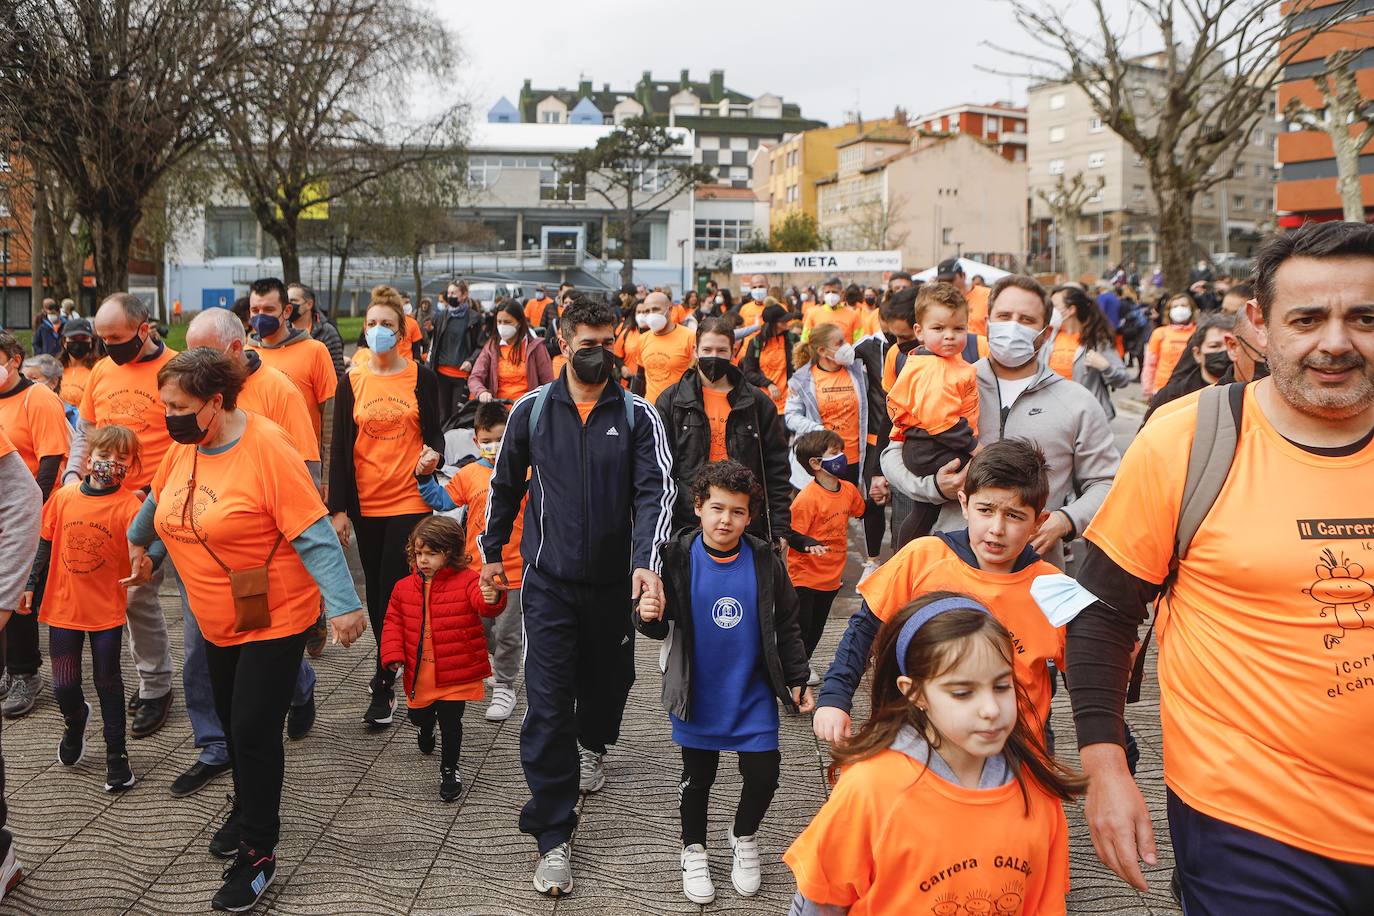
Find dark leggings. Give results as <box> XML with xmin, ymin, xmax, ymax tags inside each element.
<box><xmin>409</xmin><ymin>700</ymin><xmax>466</xmax><ymax>769</ymax></box>
<box><xmin>352</xmin><ymin>512</ymin><xmax>431</xmax><ymax>686</ymax></box>
<box><xmin>435</xmin><ymin>373</ymin><xmax>469</xmax><ymax>429</ymax></box>
<box><xmin>861</xmin><ymin>447</ymin><xmax>885</xmax><ymax>558</ymax></box>
<box><xmin>679</xmin><ymin>746</ymin><xmax>781</xmax><ymax>847</ymax></box>
<box><xmin>796</xmin><ymin>586</ymin><xmax>841</xmax><ymax>660</ymax></box>
<box><xmin>50</xmin><ymin>625</ymin><xmax>125</xmax><ymax>753</ymax></box>
<box><xmin>4</xmin><ymin>611</ymin><xmax>41</xmax><ymax>678</ymax></box>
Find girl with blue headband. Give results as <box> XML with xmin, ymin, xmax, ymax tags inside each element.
<box><xmin>785</xmin><ymin>591</ymin><xmax>1084</xmax><ymax>915</ymax></box>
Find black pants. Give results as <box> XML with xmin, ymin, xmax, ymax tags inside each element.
<box><xmin>352</xmin><ymin>512</ymin><xmax>431</xmax><ymax>686</ymax></box>
<box><xmin>796</xmin><ymin>586</ymin><xmax>840</xmax><ymax>660</ymax></box>
<box><xmin>409</xmin><ymin>700</ymin><xmax>466</xmax><ymax>769</ymax></box>
<box><xmin>679</xmin><ymin>747</ymin><xmax>780</xmax><ymax>847</ymax></box>
<box><xmin>4</xmin><ymin>611</ymin><xmax>40</xmax><ymax>678</ymax></box>
<box><xmin>519</xmin><ymin>566</ymin><xmax>636</xmax><ymax>854</ymax></box>
<box><xmin>898</xmin><ymin>423</ymin><xmax>975</xmax><ymax>546</ymax></box>
<box><xmin>203</xmin><ymin>628</ymin><xmax>308</xmax><ymax>853</ymax></box>
<box><xmin>50</xmin><ymin>625</ymin><xmax>124</xmax><ymax>753</ymax></box>
<box><xmin>861</xmin><ymin>445</ymin><xmax>885</xmax><ymax>558</ymax></box>
<box><xmin>0</xmin><ymin>633</ymin><xmax>11</xmax><ymax>861</ymax></box>
<box><xmin>435</xmin><ymin>373</ymin><xmax>469</xmax><ymax>429</ymax></box>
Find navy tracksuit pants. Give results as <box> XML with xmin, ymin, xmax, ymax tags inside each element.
<box><xmin>519</xmin><ymin>566</ymin><xmax>636</xmax><ymax>854</ymax></box>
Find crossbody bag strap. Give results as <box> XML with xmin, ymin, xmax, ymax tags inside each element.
<box><xmin>182</xmin><ymin>449</ymin><xmax>285</xmax><ymax>574</ymax></box>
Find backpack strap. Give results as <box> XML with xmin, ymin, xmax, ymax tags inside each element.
<box><xmin>1127</xmin><ymin>382</ymin><xmax>1244</xmax><ymax>702</ymax></box>
<box><xmin>962</xmin><ymin>333</ymin><xmax>981</xmax><ymax>364</ymax></box>
<box><xmin>527</xmin><ymin>382</ymin><xmax>635</xmax><ymax>438</ymax></box>
<box><xmin>622</xmin><ymin>386</ymin><xmax>636</xmax><ymax>434</ymax></box>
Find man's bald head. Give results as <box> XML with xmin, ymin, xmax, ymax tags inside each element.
<box><xmin>187</xmin><ymin>307</ymin><xmax>247</xmax><ymax>361</ymax></box>
<box><xmin>644</xmin><ymin>291</ymin><xmax>671</xmax><ymax>311</ymax></box>
<box><xmin>749</xmin><ymin>274</ymin><xmax>766</xmax><ymax>288</ymax></box>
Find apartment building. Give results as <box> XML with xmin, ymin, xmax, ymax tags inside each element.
<box><xmin>914</xmin><ymin>103</ymin><xmax>1028</xmax><ymax>162</ymax></box>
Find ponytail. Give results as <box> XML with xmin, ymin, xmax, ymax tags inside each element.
<box><xmin>796</xmin><ymin>322</ymin><xmax>842</xmax><ymax>367</ymax></box>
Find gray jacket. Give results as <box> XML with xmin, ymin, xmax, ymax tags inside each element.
<box><xmin>784</xmin><ymin>360</ymin><xmax>869</xmax><ymax>470</ymax></box>
<box><xmin>881</xmin><ymin>358</ymin><xmax>1120</xmax><ymax>568</ymax></box>
<box><xmin>1046</xmin><ymin>328</ymin><xmax>1132</xmax><ymax>420</ymax></box>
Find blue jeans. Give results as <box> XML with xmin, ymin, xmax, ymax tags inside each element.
<box><xmin>179</xmin><ymin>576</ymin><xmax>314</xmax><ymax>766</ymax></box>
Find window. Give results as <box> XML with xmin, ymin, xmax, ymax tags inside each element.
<box><xmin>729</xmin><ymin>166</ymin><xmax>749</xmax><ymax>182</ymax></box>
<box><xmin>1048</xmin><ymin>159</ymin><xmax>1066</xmax><ymax>175</ymax></box>
<box><xmin>1008</xmin><ymin>120</ymin><xmax>1024</xmax><ymax>134</ymax></box>
<box><xmin>942</xmin><ymin>228</ymin><xmax>954</xmax><ymax>244</ymax></box>
<box><xmin>1233</xmin><ymin>194</ymin><xmax>1245</xmax><ymax>210</ymax></box>
<box><xmin>787</xmin><ymin>184</ymin><xmax>799</xmax><ymax>204</ymax></box>
<box><xmin>1048</xmin><ymin>126</ymin><xmax>1065</xmax><ymax>143</ymax></box>
<box><xmin>1089</xmin><ymin>117</ymin><xmax>1104</xmax><ymax>133</ymax></box>
<box><xmin>1013</xmin><ymin>147</ymin><xmax>1025</xmax><ymax>162</ymax></box>
<box><xmin>1202</xmin><ymin>194</ymin><xmax>1214</xmax><ymax>210</ymax></box>
<box><xmin>1088</xmin><ymin>187</ymin><xmax>1103</xmax><ymax>203</ymax></box>
<box><xmin>1088</xmin><ymin>151</ymin><xmax>1106</xmax><ymax>169</ymax></box>
<box><xmin>1254</xmin><ymin>163</ymin><xmax>1265</xmax><ymax>178</ymax></box>
<box><xmin>1256</xmin><ymin>196</ymin><xmax>1269</xmax><ymax>211</ymax></box>
<box><xmin>1232</xmin><ymin>164</ymin><xmax>1245</xmax><ymax>179</ymax></box>
<box><xmin>1049</xmin><ymin>93</ymin><xmax>1066</xmax><ymax>110</ymax></box>
<box><xmin>987</xmin><ymin>117</ymin><xmax>999</xmax><ymax>132</ymax></box>
<box><xmin>1132</xmin><ymin>184</ymin><xmax>1146</xmax><ymax>202</ymax></box>
<box><xmin>0</xmin><ymin>188</ymin><xmax>9</xmax><ymax>219</ymax></box>
<box><xmin>205</xmin><ymin>207</ymin><xmax>259</xmax><ymax>258</ymax></box>
<box><xmin>1254</xmin><ymin>130</ymin><xmax>1268</xmax><ymax>147</ymax></box>
<box><xmin>694</xmin><ymin>218</ymin><xmax>754</xmax><ymax>251</ymax></box>
<box><xmin>539</xmin><ymin>110</ymin><xmax>561</xmax><ymax>124</ymax></box>
<box><xmin>0</xmin><ymin>154</ymin><xmax>9</xmax><ymax>173</ymax></box>
<box><xmin>1132</xmin><ymin>153</ymin><xmax>1144</xmax><ymax>167</ymax></box>
<box><xmin>466</xmin><ymin>156</ymin><xmax>502</xmax><ymax>190</ymax></box>
<box><xmin>609</xmin><ymin>219</ymin><xmax>666</xmax><ymax>260</ymax></box>
<box><xmin>839</xmin><ymin>147</ymin><xmax>862</xmax><ymax>171</ymax></box>
<box><xmin>539</xmin><ymin>165</ymin><xmax>585</xmax><ymax>201</ymax></box>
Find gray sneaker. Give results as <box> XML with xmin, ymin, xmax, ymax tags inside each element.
<box><xmin>2</xmin><ymin>673</ymin><xmax>42</xmax><ymax>719</ymax></box>
<box><xmin>0</xmin><ymin>671</ymin><xmax>11</xmax><ymax>700</ymax></box>
<box><xmin>578</xmin><ymin>746</ymin><xmax>605</xmax><ymax>793</ymax></box>
<box><xmin>532</xmin><ymin>842</ymin><xmax>572</xmax><ymax>897</ymax></box>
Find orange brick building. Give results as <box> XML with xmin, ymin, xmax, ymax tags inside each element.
<box><xmin>913</xmin><ymin>103</ymin><xmax>1027</xmax><ymax>162</ymax></box>
<box><xmin>1276</xmin><ymin>1</ymin><xmax>1374</xmax><ymax>225</ymax></box>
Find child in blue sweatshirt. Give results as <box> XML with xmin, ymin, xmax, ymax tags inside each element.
<box><xmin>636</xmin><ymin>459</ymin><xmax>812</xmax><ymax>906</ymax></box>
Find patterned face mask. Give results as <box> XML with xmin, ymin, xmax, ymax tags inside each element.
<box><xmin>90</xmin><ymin>457</ymin><xmax>129</xmax><ymax>488</ymax></box>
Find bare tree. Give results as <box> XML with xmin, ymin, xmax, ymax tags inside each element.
<box><xmin>558</xmin><ymin>117</ymin><xmax>714</xmax><ymax>285</ymax></box>
<box><xmin>0</xmin><ymin>0</ymin><xmax>265</xmax><ymax>298</ymax></box>
<box><xmin>848</xmin><ymin>193</ymin><xmax>910</xmax><ymax>252</ymax></box>
<box><xmin>993</xmin><ymin>0</ymin><xmax>1356</xmax><ymax>292</ymax></box>
<box><xmin>1036</xmin><ymin>172</ymin><xmax>1106</xmax><ymax>282</ymax></box>
<box><xmin>1283</xmin><ymin>49</ymin><xmax>1374</xmax><ymax>222</ymax></box>
<box><xmin>214</xmin><ymin>0</ymin><xmax>465</xmax><ymax>284</ymax></box>
<box><xmin>365</xmin><ymin>154</ymin><xmax>469</xmax><ymax>307</ymax></box>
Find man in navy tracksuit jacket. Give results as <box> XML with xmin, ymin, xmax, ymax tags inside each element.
<box><xmin>480</xmin><ymin>296</ymin><xmax>675</xmax><ymax>895</ymax></box>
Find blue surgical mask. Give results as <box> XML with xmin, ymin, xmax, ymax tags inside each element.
<box><xmin>250</xmin><ymin>313</ymin><xmax>281</xmax><ymax>338</ymax></box>
<box><xmin>819</xmin><ymin>453</ymin><xmax>849</xmax><ymax>477</ymax></box>
<box><xmin>366</xmin><ymin>325</ymin><xmax>397</xmax><ymax>354</ymax></box>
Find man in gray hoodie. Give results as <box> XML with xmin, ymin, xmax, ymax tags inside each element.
<box><xmin>880</xmin><ymin>275</ymin><xmax>1120</xmax><ymax>569</ymax></box>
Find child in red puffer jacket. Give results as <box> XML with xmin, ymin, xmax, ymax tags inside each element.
<box><xmin>381</xmin><ymin>516</ymin><xmax>506</xmax><ymax>801</ymax></box>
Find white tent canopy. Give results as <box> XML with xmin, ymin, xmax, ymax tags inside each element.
<box><xmin>912</xmin><ymin>258</ymin><xmax>1011</xmax><ymax>284</ymax></box>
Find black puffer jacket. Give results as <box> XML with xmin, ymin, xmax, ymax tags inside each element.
<box><xmin>655</xmin><ymin>367</ymin><xmax>792</xmax><ymax>542</ymax></box>
<box><xmin>635</xmin><ymin>529</ymin><xmax>809</xmax><ymax>722</ymax></box>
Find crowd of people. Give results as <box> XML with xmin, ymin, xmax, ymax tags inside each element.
<box><xmin>0</xmin><ymin>220</ymin><xmax>1368</xmax><ymax>914</ymax></box>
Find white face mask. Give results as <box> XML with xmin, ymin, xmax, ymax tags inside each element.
<box><xmin>482</xmin><ymin>300</ymin><xmax>497</xmax><ymax>313</ymax></box>
<box><xmin>497</xmin><ymin>323</ymin><xmax>518</xmax><ymax>341</ymax></box>
<box><xmin>987</xmin><ymin>320</ymin><xmax>1045</xmax><ymax>368</ymax></box>
<box><xmin>1170</xmin><ymin>305</ymin><xmax>1193</xmax><ymax>325</ymax></box>
<box><xmin>1030</xmin><ymin>573</ymin><xmax>1099</xmax><ymax>627</ymax></box>
<box><xmin>0</xmin><ymin>363</ymin><xmax>8</xmax><ymax>390</ymax></box>
<box><xmin>750</xmin><ymin>287</ymin><xmax>767</xmax><ymax>302</ymax></box>
<box><xmin>403</xmin><ymin>304</ymin><xmax>413</xmax><ymax>315</ymax></box>
<box><xmin>823</xmin><ymin>292</ymin><xmax>842</xmax><ymax>307</ymax></box>
<box><xmin>644</xmin><ymin>312</ymin><xmax>668</xmax><ymax>333</ymax></box>
<box><xmin>831</xmin><ymin>343</ymin><xmax>856</xmax><ymax>366</ymax></box>
<box><xmin>713</xmin><ymin>296</ymin><xmax>723</xmax><ymax>306</ymax></box>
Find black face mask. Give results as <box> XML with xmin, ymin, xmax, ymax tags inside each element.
<box><xmin>166</xmin><ymin>403</ymin><xmax>214</xmax><ymax>445</ymax></box>
<box><xmin>570</xmin><ymin>345</ymin><xmax>612</xmax><ymax>385</ymax></box>
<box><xmin>104</xmin><ymin>332</ymin><xmax>145</xmax><ymax>366</ymax></box>
<box><xmin>65</xmin><ymin>340</ymin><xmax>92</xmax><ymax>358</ymax></box>
<box><xmin>882</xmin><ymin>331</ymin><xmax>897</xmax><ymax>347</ymax></box>
<box><xmin>445</xmin><ymin>295</ymin><xmax>461</xmax><ymax>307</ymax></box>
<box><xmin>697</xmin><ymin>356</ymin><xmax>731</xmax><ymax>383</ymax></box>
<box><xmin>1203</xmin><ymin>350</ymin><xmax>1232</xmax><ymax>379</ymax></box>
<box><xmin>864</xmin><ymin>296</ymin><xmax>877</xmax><ymax>305</ymax></box>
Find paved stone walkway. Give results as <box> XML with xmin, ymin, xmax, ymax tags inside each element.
<box><xmin>1</xmin><ymin>391</ymin><xmax>1180</xmax><ymax>915</ymax></box>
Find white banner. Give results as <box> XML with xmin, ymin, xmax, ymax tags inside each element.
<box><xmin>730</xmin><ymin>250</ymin><xmax>903</xmax><ymax>274</ymax></box>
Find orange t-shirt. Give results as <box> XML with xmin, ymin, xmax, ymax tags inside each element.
<box><xmin>410</xmin><ymin>593</ymin><xmax>485</xmax><ymax>707</ymax></box>
<box><xmin>670</xmin><ymin>304</ymin><xmax>689</xmax><ymax>326</ymax></box>
<box><xmin>574</xmin><ymin>400</ymin><xmax>595</xmax><ymax>424</ymax></box>
<box><xmin>738</xmin><ymin>301</ymin><xmax>764</xmax><ymax>329</ymax></box>
<box><xmin>59</xmin><ymin>363</ymin><xmax>91</xmax><ymax>408</ymax></box>
<box><xmin>79</xmin><ymin>347</ymin><xmax>177</xmax><ymax>491</ymax></box>
<box><xmin>552</xmin><ymin>354</ymin><xmax>568</xmax><ymax>380</ymax></box>
<box><xmin>756</xmin><ymin>336</ymin><xmax>789</xmax><ymax>413</ymax></box>
<box><xmin>1147</xmin><ymin>323</ymin><xmax>1194</xmax><ymax>391</ymax></box>
<box><xmin>785</xmin><ymin>748</ymin><xmax>1069</xmax><ymax>916</ymax></box>
<box><xmin>0</xmin><ymin>428</ymin><xmax>12</xmax><ymax>459</ymax></box>
<box><xmin>811</xmin><ymin>366</ymin><xmax>861</xmax><ymax>463</ymax></box>
<box><xmin>402</xmin><ymin>315</ymin><xmax>424</xmax><ymax>360</ymax></box>
<box><xmin>616</xmin><ymin>328</ymin><xmax>644</xmax><ymax>382</ymax></box>
<box><xmin>1085</xmin><ymin>384</ymin><xmax>1374</xmax><ymax>864</ymax></box>
<box><xmin>787</xmin><ymin>479</ymin><xmax>865</xmax><ymax>591</ymax></box>
<box><xmin>524</xmin><ymin>297</ymin><xmax>553</xmax><ymax>328</ymax></box>
<box><xmin>638</xmin><ymin>324</ymin><xmax>696</xmax><ymax>405</ymax></box>
<box><xmin>1047</xmin><ymin>331</ymin><xmax>1079</xmax><ymax>380</ymax></box>
<box><xmin>249</xmin><ymin>336</ymin><xmax>338</xmax><ymax>438</ymax></box>
<box><xmin>495</xmin><ymin>345</ymin><xmax>531</xmax><ymax>401</ymax></box>
<box><xmin>886</xmin><ymin>351</ymin><xmax>979</xmax><ymax>440</ymax></box>
<box><xmin>443</xmin><ymin>460</ymin><xmax>524</xmax><ymax>587</ymax></box>
<box><xmin>0</xmin><ymin>381</ymin><xmax>70</xmax><ymax>475</ymax></box>
<box><xmin>347</xmin><ymin>362</ymin><xmax>431</xmax><ymax>516</ymax></box>
<box><xmin>803</xmin><ymin>305</ymin><xmax>860</xmax><ymax>343</ymax></box>
<box><xmin>858</xmin><ymin>536</ymin><xmax>1065</xmax><ymax>726</ymax></box>
<box><xmin>239</xmin><ymin>363</ymin><xmax>320</xmax><ymax>463</ymax></box>
<box><xmin>38</xmin><ymin>482</ymin><xmax>142</xmax><ymax>631</ymax></box>
<box><xmin>152</xmin><ymin>414</ymin><xmax>327</xmax><ymax>647</ymax></box>
<box><xmin>702</xmin><ymin>387</ymin><xmax>730</xmax><ymax>462</ymax></box>
<box><xmin>965</xmin><ymin>284</ymin><xmax>991</xmax><ymax>336</ymax></box>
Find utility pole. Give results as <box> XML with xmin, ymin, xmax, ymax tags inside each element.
<box><xmin>0</xmin><ymin>229</ymin><xmax>10</xmax><ymax>327</ymax></box>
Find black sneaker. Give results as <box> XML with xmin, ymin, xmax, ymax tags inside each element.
<box><xmin>286</xmin><ymin>697</ymin><xmax>315</xmax><ymax>741</ymax></box>
<box><xmin>104</xmin><ymin>751</ymin><xmax>136</xmax><ymax>793</ymax></box>
<box><xmin>362</xmin><ymin>685</ymin><xmax>396</xmax><ymax>727</ymax></box>
<box><xmin>130</xmin><ymin>691</ymin><xmax>172</xmax><ymax>739</ymax></box>
<box><xmin>127</xmin><ymin>688</ymin><xmax>141</xmax><ymax>714</ymax></box>
<box><xmin>58</xmin><ymin>701</ymin><xmax>90</xmax><ymax>766</ymax></box>
<box><xmin>439</xmin><ymin>766</ymin><xmax>462</xmax><ymax>803</ymax></box>
<box><xmin>209</xmin><ymin>797</ymin><xmax>242</xmax><ymax>859</ymax></box>
<box><xmin>417</xmin><ymin>723</ymin><xmax>435</xmax><ymax>756</ymax></box>
<box><xmin>170</xmin><ymin>759</ymin><xmax>232</xmax><ymax>798</ymax></box>
<box><xmin>211</xmin><ymin>845</ymin><xmax>275</xmax><ymax>912</ymax></box>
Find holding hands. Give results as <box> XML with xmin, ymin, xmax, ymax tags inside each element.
<box><xmin>415</xmin><ymin>446</ymin><xmax>443</xmax><ymax>477</ymax></box>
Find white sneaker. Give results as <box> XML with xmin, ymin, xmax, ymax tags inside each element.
<box><xmin>532</xmin><ymin>842</ymin><xmax>572</xmax><ymax>897</ymax></box>
<box><xmin>857</xmin><ymin>559</ymin><xmax>880</xmax><ymax>590</ymax></box>
<box><xmin>485</xmin><ymin>686</ymin><xmax>517</xmax><ymax>721</ymax></box>
<box><xmin>680</xmin><ymin>844</ymin><xmax>715</xmax><ymax>904</ymax></box>
<box><xmin>0</xmin><ymin>845</ymin><xmax>22</xmax><ymax>901</ymax></box>
<box><xmin>578</xmin><ymin>746</ymin><xmax>606</xmax><ymax>793</ymax></box>
<box><xmin>807</xmin><ymin>667</ymin><xmax>822</xmax><ymax>687</ymax></box>
<box><xmin>729</xmin><ymin>830</ymin><xmax>761</xmax><ymax>896</ymax></box>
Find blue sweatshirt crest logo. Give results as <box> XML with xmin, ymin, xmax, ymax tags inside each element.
<box><xmin>712</xmin><ymin>596</ymin><xmax>744</xmax><ymax>630</ymax></box>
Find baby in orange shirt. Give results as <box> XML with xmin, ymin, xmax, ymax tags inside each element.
<box><xmin>886</xmin><ymin>283</ymin><xmax>980</xmax><ymax>541</ymax></box>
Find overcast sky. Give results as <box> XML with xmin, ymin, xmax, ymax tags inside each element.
<box><xmin>434</xmin><ymin>0</ymin><xmax>1046</xmax><ymax>127</ymax></box>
